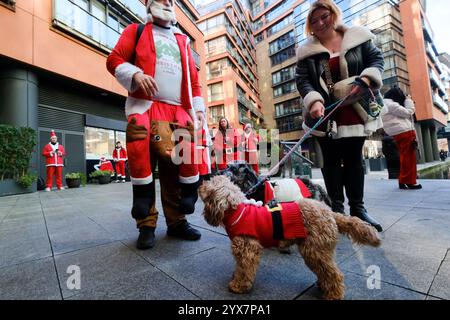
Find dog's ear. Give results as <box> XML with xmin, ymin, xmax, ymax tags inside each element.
<box><xmin>198</xmin><ymin>180</ymin><xmax>210</xmax><ymax>200</ymax></box>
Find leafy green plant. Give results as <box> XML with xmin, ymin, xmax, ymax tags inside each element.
<box><xmin>65</xmin><ymin>172</ymin><xmax>81</xmax><ymax>179</ymax></box>
<box><xmin>89</xmin><ymin>170</ymin><xmax>113</xmax><ymax>178</ymax></box>
<box><xmin>66</xmin><ymin>172</ymin><xmax>86</xmax><ymax>187</ymax></box>
<box><xmin>0</xmin><ymin>125</ymin><xmax>37</xmax><ymax>183</ymax></box>
<box><xmin>17</xmin><ymin>173</ymin><xmax>37</xmax><ymax>188</ymax></box>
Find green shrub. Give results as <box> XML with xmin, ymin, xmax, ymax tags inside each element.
<box><xmin>66</xmin><ymin>172</ymin><xmax>86</xmax><ymax>186</ymax></box>
<box><xmin>0</xmin><ymin>125</ymin><xmax>37</xmax><ymax>182</ymax></box>
<box><xmin>89</xmin><ymin>170</ymin><xmax>113</xmax><ymax>178</ymax></box>
<box><xmin>17</xmin><ymin>173</ymin><xmax>37</xmax><ymax>188</ymax></box>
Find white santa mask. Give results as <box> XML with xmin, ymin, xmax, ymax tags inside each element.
<box><xmin>148</xmin><ymin>1</ymin><xmax>177</xmax><ymax>25</ymax></box>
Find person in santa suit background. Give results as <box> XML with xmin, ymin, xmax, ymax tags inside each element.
<box><xmin>112</xmin><ymin>141</ymin><xmax>128</xmax><ymax>183</ymax></box>
<box><xmin>241</xmin><ymin>122</ymin><xmax>260</xmax><ymax>174</ymax></box>
<box><xmin>94</xmin><ymin>156</ymin><xmax>115</xmax><ymax>173</ymax></box>
<box><xmin>106</xmin><ymin>0</ymin><xmax>206</xmax><ymax>249</ymax></box>
<box><xmin>212</xmin><ymin>117</ymin><xmax>240</xmax><ymax>171</ymax></box>
<box><xmin>42</xmin><ymin>130</ymin><xmax>66</xmax><ymax>192</ymax></box>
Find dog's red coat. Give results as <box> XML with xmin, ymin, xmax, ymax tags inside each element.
<box><xmin>223</xmin><ymin>203</ymin><xmax>308</xmax><ymax>248</ymax></box>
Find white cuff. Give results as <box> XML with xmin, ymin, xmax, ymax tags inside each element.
<box><xmin>360</xmin><ymin>67</ymin><xmax>383</xmax><ymax>89</ymax></box>
<box><xmin>115</xmin><ymin>62</ymin><xmax>143</xmax><ymax>92</ymax></box>
<box><xmin>303</xmin><ymin>91</ymin><xmax>324</xmax><ymax>111</ymax></box>
<box><xmin>193</xmin><ymin>96</ymin><xmax>206</xmax><ymax>113</ymax></box>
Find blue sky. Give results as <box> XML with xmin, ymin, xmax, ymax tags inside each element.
<box><xmin>426</xmin><ymin>0</ymin><xmax>450</xmax><ymax>54</ymax></box>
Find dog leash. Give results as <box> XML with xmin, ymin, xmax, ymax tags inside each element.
<box><xmin>245</xmin><ymin>86</ymin><xmax>361</xmax><ymax>197</ymax></box>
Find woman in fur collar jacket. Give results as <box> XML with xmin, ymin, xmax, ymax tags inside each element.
<box><xmin>295</xmin><ymin>0</ymin><xmax>383</xmax><ymax>232</ymax></box>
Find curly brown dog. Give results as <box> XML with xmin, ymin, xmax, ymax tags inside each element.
<box><xmin>199</xmin><ymin>175</ymin><xmax>381</xmax><ymax>300</ymax></box>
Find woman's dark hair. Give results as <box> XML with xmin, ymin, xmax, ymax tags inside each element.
<box><xmin>218</xmin><ymin>117</ymin><xmax>230</xmax><ymax>132</ymax></box>
<box><xmin>384</xmin><ymin>86</ymin><xmax>406</xmax><ymax>106</ymax></box>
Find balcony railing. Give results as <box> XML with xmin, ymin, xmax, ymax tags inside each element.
<box><xmin>114</xmin><ymin>0</ymin><xmax>147</xmax><ymax>21</ymax></box>
<box><xmin>53</xmin><ymin>0</ymin><xmax>120</xmax><ymax>52</ymax></box>
<box><xmin>433</xmin><ymin>93</ymin><xmax>449</xmax><ymax>114</ymax></box>
<box><xmin>429</xmin><ymin>70</ymin><xmax>446</xmax><ymax>96</ymax></box>
<box><xmin>426</xmin><ymin>42</ymin><xmax>437</xmax><ymax>63</ymax></box>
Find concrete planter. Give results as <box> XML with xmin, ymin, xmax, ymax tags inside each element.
<box><xmin>0</xmin><ymin>179</ymin><xmax>36</xmax><ymax>197</ymax></box>
<box><xmin>66</xmin><ymin>178</ymin><xmax>81</xmax><ymax>188</ymax></box>
<box><xmin>98</xmin><ymin>175</ymin><xmax>111</xmax><ymax>185</ymax></box>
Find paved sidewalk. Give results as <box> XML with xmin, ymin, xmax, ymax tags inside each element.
<box><xmin>0</xmin><ymin>171</ymin><xmax>449</xmax><ymax>300</ymax></box>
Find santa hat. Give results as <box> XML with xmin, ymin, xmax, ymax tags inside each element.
<box><xmin>100</xmin><ymin>156</ymin><xmax>106</xmax><ymax>162</ymax></box>
<box><xmin>50</xmin><ymin>130</ymin><xmax>56</xmax><ymax>138</ymax></box>
<box><xmin>243</xmin><ymin>123</ymin><xmax>252</xmax><ymax>130</ymax></box>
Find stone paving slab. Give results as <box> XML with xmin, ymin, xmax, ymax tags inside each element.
<box><xmin>54</xmin><ymin>241</ymin><xmax>155</xmax><ymax>299</ymax></box>
<box><xmin>297</xmin><ymin>272</ymin><xmax>427</xmax><ymax>300</ymax></box>
<box><xmin>428</xmin><ymin>251</ymin><xmax>450</xmax><ymax>300</ymax></box>
<box><xmin>0</xmin><ymin>257</ymin><xmax>61</xmax><ymax>300</ymax></box>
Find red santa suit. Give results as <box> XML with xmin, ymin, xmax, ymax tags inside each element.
<box><xmin>95</xmin><ymin>157</ymin><xmax>114</xmax><ymax>172</ymax></box>
<box><xmin>113</xmin><ymin>147</ymin><xmax>128</xmax><ymax>179</ymax></box>
<box><xmin>264</xmin><ymin>178</ymin><xmax>312</xmax><ymax>203</ymax></box>
<box><xmin>106</xmin><ymin>22</ymin><xmax>204</xmax><ymax>186</ymax></box>
<box><xmin>223</xmin><ymin>202</ymin><xmax>307</xmax><ymax>248</ymax></box>
<box><xmin>242</xmin><ymin>125</ymin><xmax>260</xmax><ymax>173</ymax></box>
<box><xmin>42</xmin><ymin>131</ymin><xmax>66</xmax><ymax>189</ymax></box>
<box><xmin>213</xmin><ymin>128</ymin><xmax>240</xmax><ymax>170</ymax></box>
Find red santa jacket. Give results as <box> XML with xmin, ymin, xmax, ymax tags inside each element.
<box><xmin>264</xmin><ymin>178</ymin><xmax>312</xmax><ymax>203</ymax></box>
<box><xmin>99</xmin><ymin>160</ymin><xmax>114</xmax><ymax>172</ymax></box>
<box><xmin>113</xmin><ymin>147</ymin><xmax>128</xmax><ymax>162</ymax></box>
<box><xmin>213</xmin><ymin>129</ymin><xmax>240</xmax><ymax>162</ymax></box>
<box><xmin>223</xmin><ymin>202</ymin><xmax>308</xmax><ymax>248</ymax></box>
<box><xmin>243</xmin><ymin>131</ymin><xmax>259</xmax><ymax>152</ymax></box>
<box><xmin>42</xmin><ymin>143</ymin><xmax>65</xmax><ymax>167</ymax></box>
<box><xmin>106</xmin><ymin>23</ymin><xmax>205</xmax><ymax>121</ymax></box>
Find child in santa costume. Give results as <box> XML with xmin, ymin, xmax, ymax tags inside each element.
<box><xmin>112</xmin><ymin>141</ymin><xmax>128</xmax><ymax>183</ymax></box>
<box><xmin>106</xmin><ymin>0</ymin><xmax>206</xmax><ymax>249</ymax></box>
<box><xmin>41</xmin><ymin>130</ymin><xmax>66</xmax><ymax>191</ymax></box>
<box><xmin>242</xmin><ymin>122</ymin><xmax>260</xmax><ymax>174</ymax></box>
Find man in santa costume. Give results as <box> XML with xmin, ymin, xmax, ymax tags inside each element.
<box><xmin>112</xmin><ymin>141</ymin><xmax>128</xmax><ymax>183</ymax></box>
<box><xmin>42</xmin><ymin>130</ymin><xmax>66</xmax><ymax>191</ymax></box>
<box><xmin>241</xmin><ymin>122</ymin><xmax>260</xmax><ymax>174</ymax></box>
<box><xmin>107</xmin><ymin>0</ymin><xmax>207</xmax><ymax>249</ymax></box>
<box><xmin>195</xmin><ymin>111</ymin><xmax>212</xmax><ymax>182</ymax></box>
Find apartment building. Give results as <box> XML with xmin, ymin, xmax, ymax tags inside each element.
<box><xmin>251</xmin><ymin>0</ymin><xmax>303</xmax><ymax>142</ymax></box>
<box><xmin>196</xmin><ymin>0</ymin><xmax>264</xmax><ymax>130</ymax></box>
<box><xmin>437</xmin><ymin>53</ymin><xmax>450</xmax><ymax>148</ymax></box>
<box><xmin>0</xmin><ymin>0</ymin><xmax>206</xmax><ymax>184</ymax></box>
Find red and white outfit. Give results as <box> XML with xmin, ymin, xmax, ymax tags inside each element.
<box><xmin>42</xmin><ymin>132</ymin><xmax>65</xmax><ymax>190</ymax></box>
<box><xmin>223</xmin><ymin>202</ymin><xmax>308</xmax><ymax>248</ymax></box>
<box><xmin>106</xmin><ymin>22</ymin><xmax>205</xmax><ymax>185</ymax></box>
<box><xmin>264</xmin><ymin>178</ymin><xmax>312</xmax><ymax>203</ymax></box>
<box><xmin>95</xmin><ymin>157</ymin><xmax>114</xmax><ymax>172</ymax></box>
<box><xmin>195</xmin><ymin>128</ymin><xmax>212</xmax><ymax>176</ymax></box>
<box><xmin>381</xmin><ymin>98</ymin><xmax>418</xmax><ymax>185</ymax></box>
<box><xmin>242</xmin><ymin>126</ymin><xmax>260</xmax><ymax>173</ymax></box>
<box><xmin>113</xmin><ymin>147</ymin><xmax>128</xmax><ymax>179</ymax></box>
<box><xmin>213</xmin><ymin>129</ymin><xmax>240</xmax><ymax>170</ymax></box>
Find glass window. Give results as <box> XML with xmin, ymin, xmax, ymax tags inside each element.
<box><xmin>85</xmin><ymin>127</ymin><xmax>126</xmax><ymax>160</ymax></box>
<box><xmin>208</xmin><ymin>83</ymin><xmax>224</xmax><ymax>102</ymax></box>
<box><xmin>209</xmin><ymin>105</ymin><xmax>225</xmax><ymax>124</ymax></box>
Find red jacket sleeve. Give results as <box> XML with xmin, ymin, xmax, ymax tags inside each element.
<box><xmin>59</xmin><ymin>145</ymin><xmax>66</xmax><ymax>157</ymax></box>
<box><xmin>106</xmin><ymin>24</ymin><xmax>138</xmax><ymax>76</ymax></box>
<box><xmin>42</xmin><ymin>145</ymin><xmax>52</xmax><ymax>158</ymax></box>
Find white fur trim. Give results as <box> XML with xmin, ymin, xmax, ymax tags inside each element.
<box><xmin>303</xmin><ymin>91</ymin><xmax>324</xmax><ymax>111</ymax></box>
<box><xmin>193</xmin><ymin>96</ymin><xmax>206</xmax><ymax>113</ymax></box>
<box><xmin>179</xmin><ymin>174</ymin><xmax>200</xmax><ymax>184</ymax></box>
<box><xmin>131</xmin><ymin>174</ymin><xmax>153</xmax><ymax>185</ymax></box>
<box><xmin>115</xmin><ymin>63</ymin><xmax>143</xmax><ymax>92</ymax></box>
<box><xmin>334</xmin><ymin>124</ymin><xmax>366</xmax><ymax>139</ymax></box>
<box><xmin>297</xmin><ymin>25</ymin><xmax>374</xmax><ymax>61</ymax></box>
<box><xmin>360</xmin><ymin>67</ymin><xmax>383</xmax><ymax>89</ymax></box>
<box><xmin>364</xmin><ymin>117</ymin><xmax>383</xmax><ymax>135</ymax></box>
<box><xmin>125</xmin><ymin>97</ymin><xmax>153</xmax><ymax>117</ymax></box>
<box><xmin>273</xmin><ymin>179</ymin><xmax>304</xmax><ymax>202</ymax></box>
<box><xmin>242</xmin><ymin>199</ymin><xmax>263</xmax><ymax>207</ymax></box>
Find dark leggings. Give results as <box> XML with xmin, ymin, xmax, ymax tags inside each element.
<box><xmin>318</xmin><ymin>137</ymin><xmax>365</xmax><ymax>169</ymax></box>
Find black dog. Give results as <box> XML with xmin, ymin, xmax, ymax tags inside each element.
<box><xmin>218</xmin><ymin>161</ymin><xmax>332</xmax><ymax>207</ymax></box>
